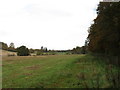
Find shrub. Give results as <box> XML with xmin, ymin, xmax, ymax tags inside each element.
<box><xmin>17</xmin><ymin>46</ymin><xmax>30</xmax><ymax>56</ymax></box>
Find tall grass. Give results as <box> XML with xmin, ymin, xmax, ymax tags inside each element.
<box><xmin>88</xmin><ymin>53</ymin><xmax>120</xmax><ymax>88</ymax></box>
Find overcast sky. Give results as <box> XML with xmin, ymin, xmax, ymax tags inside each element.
<box><xmin>0</xmin><ymin>0</ymin><xmax>102</xmax><ymax>50</ymax></box>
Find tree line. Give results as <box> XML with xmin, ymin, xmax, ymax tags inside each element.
<box><xmin>0</xmin><ymin>42</ymin><xmax>30</xmax><ymax>56</ymax></box>
<box><xmin>87</xmin><ymin>2</ymin><xmax>120</xmax><ymax>88</ymax></box>
<box><xmin>0</xmin><ymin>42</ymin><xmax>87</xmax><ymax>56</ymax></box>
<box><xmin>87</xmin><ymin>2</ymin><xmax>120</xmax><ymax>66</ymax></box>
<box><xmin>0</xmin><ymin>42</ymin><xmax>16</xmax><ymax>52</ymax></box>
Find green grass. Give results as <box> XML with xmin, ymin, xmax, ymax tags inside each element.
<box><xmin>2</xmin><ymin>55</ymin><xmax>119</xmax><ymax>88</ymax></box>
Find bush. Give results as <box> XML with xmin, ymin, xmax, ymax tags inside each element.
<box><xmin>37</xmin><ymin>51</ymin><xmax>43</xmax><ymax>55</ymax></box>
<box><xmin>17</xmin><ymin>46</ymin><xmax>30</xmax><ymax>56</ymax></box>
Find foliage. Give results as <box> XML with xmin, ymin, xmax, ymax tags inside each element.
<box><xmin>72</xmin><ymin>46</ymin><xmax>87</xmax><ymax>54</ymax></box>
<box><xmin>17</xmin><ymin>46</ymin><xmax>30</xmax><ymax>56</ymax></box>
<box><xmin>36</xmin><ymin>50</ymin><xmax>43</xmax><ymax>55</ymax></box>
<box><xmin>0</xmin><ymin>42</ymin><xmax>8</xmax><ymax>50</ymax></box>
<box><xmin>88</xmin><ymin>2</ymin><xmax>120</xmax><ymax>56</ymax></box>
<box><xmin>8</xmin><ymin>42</ymin><xmax>16</xmax><ymax>52</ymax></box>
<box><xmin>72</xmin><ymin>46</ymin><xmax>81</xmax><ymax>54</ymax></box>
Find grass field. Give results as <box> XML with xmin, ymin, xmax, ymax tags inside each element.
<box><xmin>2</xmin><ymin>55</ymin><xmax>119</xmax><ymax>88</ymax></box>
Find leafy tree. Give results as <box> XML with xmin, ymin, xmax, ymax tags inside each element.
<box><xmin>44</xmin><ymin>47</ymin><xmax>48</xmax><ymax>52</ymax></box>
<box><xmin>72</xmin><ymin>46</ymin><xmax>81</xmax><ymax>54</ymax></box>
<box><xmin>87</xmin><ymin>2</ymin><xmax>120</xmax><ymax>56</ymax></box>
<box><xmin>9</xmin><ymin>42</ymin><xmax>15</xmax><ymax>48</ymax></box>
<box><xmin>0</xmin><ymin>42</ymin><xmax>8</xmax><ymax>50</ymax></box>
<box><xmin>41</xmin><ymin>46</ymin><xmax>43</xmax><ymax>51</ymax></box>
<box><xmin>8</xmin><ymin>42</ymin><xmax>16</xmax><ymax>52</ymax></box>
<box><xmin>17</xmin><ymin>46</ymin><xmax>30</xmax><ymax>56</ymax></box>
<box><xmin>81</xmin><ymin>46</ymin><xmax>86</xmax><ymax>54</ymax></box>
